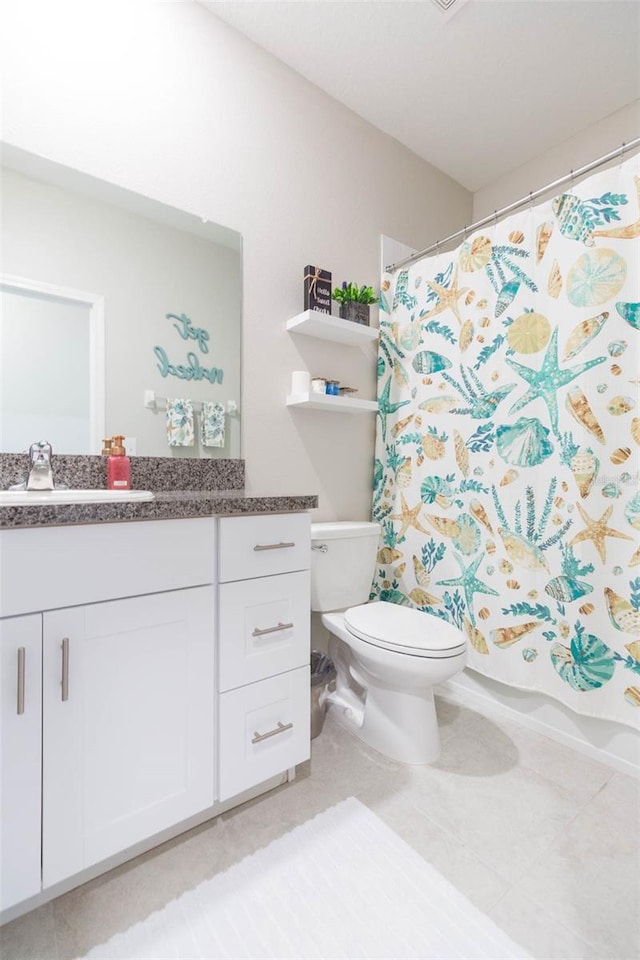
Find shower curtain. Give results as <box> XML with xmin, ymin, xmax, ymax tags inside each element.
<box><xmin>373</xmin><ymin>154</ymin><xmax>639</xmax><ymax>727</ymax></box>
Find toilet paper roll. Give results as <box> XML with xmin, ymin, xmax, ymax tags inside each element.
<box><xmin>291</xmin><ymin>370</ymin><xmax>311</xmax><ymax>395</ymax></box>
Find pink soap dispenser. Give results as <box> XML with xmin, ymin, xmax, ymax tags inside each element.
<box><xmin>107</xmin><ymin>435</ymin><xmax>131</xmax><ymax>490</ymax></box>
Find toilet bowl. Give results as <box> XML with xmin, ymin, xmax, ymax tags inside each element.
<box><xmin>311</xmin><ymin>522</ymin><xmax>467</xmax><ymax>764</ymax></box>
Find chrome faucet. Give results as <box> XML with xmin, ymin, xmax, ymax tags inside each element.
<box><xmin>26</xmin><ymin>440</ymin><xmax>55</xmax><ymax>490</ymax></box>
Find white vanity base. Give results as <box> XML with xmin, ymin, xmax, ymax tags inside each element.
<box><xmin>1</xmin><ymin>769</ymin><xmax>291</xmax><ymax>925</ymax></box>
<box><xmin>0</xmin><ymin>513</ymin><xmax>311</xmax><ymax>923</ymax></box>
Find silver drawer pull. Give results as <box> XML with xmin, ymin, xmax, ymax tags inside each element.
<box><xmin>61</xmin><ymin>637</ymin><xmax>70</xmax><ymax>702</ymax></box>
<box><xmin>253</xmin><ymin>541</ymin><xmax>295</xmax><ymax>552</ymax></box>
<box><xmin>251</xmin><ymin>721</ymin><xmax>293</xmax><ymax>744</ymax></box>
<box><xmin>17</xmin><ymin>647</ymin><xmax>25</xmax><ymax>715</ymax></box>
<box><xmin>252</xmin><ymin>621</ymin><xmax>294</xmax><ymax>638</ymax></box>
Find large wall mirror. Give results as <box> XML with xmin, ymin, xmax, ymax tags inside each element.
<box><xmin>0</xmin><ymin>146</ymin><xmax>242</xmax><ymax>458</ymax></box>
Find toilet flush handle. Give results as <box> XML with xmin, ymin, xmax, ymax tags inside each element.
<box><xmin>312</xmin><ymin>543</ymin><xmax>328</xmax><ymax>553</ymax></box>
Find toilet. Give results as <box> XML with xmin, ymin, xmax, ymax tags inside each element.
<box><xmin>311</xmin><ymin>521</ymin><xmax>467</xmax><ymax>764</ymax></box>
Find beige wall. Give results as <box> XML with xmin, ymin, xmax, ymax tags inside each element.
<box><xmin>473</xmin><ymin>100</ymin><xmax>640</xmax><ymax>220</ymax></box>
<box><xmin>0</xmin><ymin>0</ymin><xmax>471</xmax><ymax>519</ymax></box>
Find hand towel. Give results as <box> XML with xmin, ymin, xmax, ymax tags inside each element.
<box><xmin>200</xmin><ymin>401</ymin><xmax>225</xmax><ymax>448</ymax></box>
<box><xmin>166</xmin><ymin>398</ymin><xmax>194</xmax><ymax>447</ymax></box>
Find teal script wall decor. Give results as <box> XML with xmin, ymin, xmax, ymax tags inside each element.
<box><xmin>153</xmin><ymin>310</ymin><xmax>223</xmax><ymax>384</ymax></box>
<box><xmin>154</xmin><ymin>346</ymin><xmax>224</xmax><ymax>384</ymax></box>
<box><xmin>167</xmin><ymin>312</ymin><xmax>210</xmax><ymax>354</ymax></box>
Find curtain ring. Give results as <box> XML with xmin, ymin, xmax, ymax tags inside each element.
<box><xmin>619</xmin><ymin>141</ymin><xmax>626</xmax><ymax>167</ymax></box>
<box><xmin>569</xmin><ymin>168</ymin><xmax>574</xmax><ymax>189</ymax></box>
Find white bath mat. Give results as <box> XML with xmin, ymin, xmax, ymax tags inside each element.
<box><xmin>80</xmin><ymin>797</ymin><xmax>528</xmax><ymax>959</ymax></box>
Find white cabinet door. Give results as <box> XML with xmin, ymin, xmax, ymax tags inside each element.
<box><xmin>0</xmin><ymin>614</ymin><xmax>42</xmax><ymax>911</ymax></box>
<box><xmin>42</xmin><ymin>587</ymin><xmax>215</xmax><ymax>888</ymax></box>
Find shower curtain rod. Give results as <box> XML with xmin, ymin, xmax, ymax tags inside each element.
<box><xmin>385</xmin><ymin>136</ymin><xmax>640</xmax><ymax>273</ymax></box>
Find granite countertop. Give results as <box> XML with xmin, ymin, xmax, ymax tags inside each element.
<box><xmin>0</xmin><ymin>490</ymin><xmax>319</xmax><ymax>530</ymax></box>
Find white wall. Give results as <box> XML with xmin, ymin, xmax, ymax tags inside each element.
<box><xmin>0</xmin><ymin>0</ymin><xmax>471</xmax><ymax>518</ymax></box>
<box><xmin>473</xmin><ymin>100</ymin><xmax>640</xmax><ymax>220</ymax></box>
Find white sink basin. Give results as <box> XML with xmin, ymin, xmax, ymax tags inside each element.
<box><xmin>0</xmin><ymin>489</ymin><xmax>155</xmax><ymax>505</ymax></box>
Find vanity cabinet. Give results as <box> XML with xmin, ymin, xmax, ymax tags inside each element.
<box><xmin>0</xmin><ymin>512</ymin><xmax>312</xmax><ymax>916</ymax></box>
<box><xmin>217</xmin><ymin>513</ymin><xmax>311</xmax><ymax>801</ymax></box>
<box><xmin>0</xmin><ymin>615</ymin><xmax>42</xmax><ymax>911</ymax></box>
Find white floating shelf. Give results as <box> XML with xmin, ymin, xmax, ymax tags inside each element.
<box><xmin>286</xmin><ymin>393</ymin><xmax>378</xmax><ymax>414</ymax></box>
<box><xmin>286</xmin><ymin>309</ymin><xmax>379</xmax><ymax>345</ymax></box>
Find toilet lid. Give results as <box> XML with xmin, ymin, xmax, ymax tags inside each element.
<box><xmin>344</xmin><ymin>601</ymin><xmax>466</xmax><ymax>658</ymax></box>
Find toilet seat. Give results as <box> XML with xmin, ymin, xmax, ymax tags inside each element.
<box><xmin>344</xmin><ymin>601</ymin><xmax>466</xmax><ymax>659</ymax></box>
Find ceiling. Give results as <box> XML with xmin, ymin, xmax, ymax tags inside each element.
<box><xmin>201</xmin><ymin>0</ymin><xmax>640</xmax><ymax>192</ymax></box>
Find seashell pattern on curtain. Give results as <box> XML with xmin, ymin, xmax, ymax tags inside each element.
<box><xmin>372</xmin><ymin>155</ymin><xmax>639</xmax><ymax>727</ymax></box>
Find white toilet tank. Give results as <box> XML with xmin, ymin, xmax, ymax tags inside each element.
<box><xmin>310</xmin><ymin>521</ymin><xmax>381</xmax><ymax>612</ymax></box>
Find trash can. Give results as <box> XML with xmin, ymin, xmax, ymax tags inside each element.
<box><xmin>310</xmin><ymin>650</ymin><xmax>337</xmax><ymax>739</ymax></box>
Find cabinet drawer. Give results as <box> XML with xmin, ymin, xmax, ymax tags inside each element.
<box><xmin>218</xmin><ymin>513</ymin><xmax>310</xmax><ymax>583</ymax></box>
<box><xmin>218</xmin><ymin>571</ymin><xmax>309</xmax><ymax>692</ymax></box>
<box><xmin>218</xmin><ymin>666</ymin><xmax>310</xmax><ymax>801</ymax></box>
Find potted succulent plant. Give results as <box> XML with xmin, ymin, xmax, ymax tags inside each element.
<box><xmin>332</xmin><ymin>281</ymin><xmax>379</xmax><ymax>326</ymax></box>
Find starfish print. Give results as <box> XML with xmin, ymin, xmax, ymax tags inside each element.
<box><xmin>389</xmin><ymin>493</ymin><xmax>432</xmax><ymax>540</ymax></box>
<box><xmin>568</xmin><ymin>504</ymin><xmax>633</xmax><ymax>564</ymax></box>
<box><xmin>423</xmin><ymin>266</ymin><xmax>470</xmax><ymax>326</ymax></box>
<box><xmin>378</xmin><ymin>376</ymin><xmax>410</xmax><ymax>442</ymax></box>
<box><xmin>436</xmin><ymin>552</ymin><xmax>499</xmax><ymax>626</ymax></box>
<box><xmin>506</xmin><ymin>327</ymin><xmax>606</xmax><ymax>434</ymax></box>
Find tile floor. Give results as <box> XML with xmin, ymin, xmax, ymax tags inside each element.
<box><xmin>1</xmin><ymin>697</ymin><xmax>638</xmax><ymax>960</ymax></box>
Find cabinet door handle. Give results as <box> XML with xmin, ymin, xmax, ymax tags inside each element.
<box><xmin>253</xmin><ymin>541</ymin><xmax>295</xmax><ymax>552</ymax></box>
<box><xmin>252</xmin><ymin>621</ymin><xmax>294</xmax><ymax>638</ymax></box>
<box><xmin>61</xmin><ymin>638</ymin><xmax>70</xmax><ymax>702</ymax></box>
<box><xmin>251</xmin><ymin>721</ymin><xmax>293</xmax><ymax>744</ymax></box>
<box><xmin>17</xmin><ymin>647</ymin><xmax>25</xmax><ymax>715</ymax></box>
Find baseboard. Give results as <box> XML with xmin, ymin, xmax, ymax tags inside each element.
<box><xmin>437</xmin><ymin>675</ymin><xmax>640</xmax><ymax>779</ymax></box>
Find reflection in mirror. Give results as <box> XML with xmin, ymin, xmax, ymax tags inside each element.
<box><xmin>1</xmin><ymin>148</ymin><xmax>242</xmax><ymax>458</ymax></box>
<box><xmin>1</xmin><ymin>277</ymin><xmax>104</xmax><ymax>454</ymax></box>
